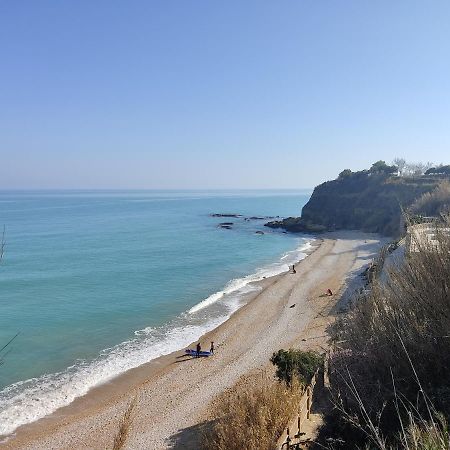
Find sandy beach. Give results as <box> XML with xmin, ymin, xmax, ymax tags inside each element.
<box><xmin>1</xmin><ymin>231</ymin><xmax>385</xmax><ymax>450</ymax></box>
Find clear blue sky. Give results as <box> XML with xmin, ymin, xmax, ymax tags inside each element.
<box><xmin>1</xmin><ymin>1</ymin><xmax>450</xmax><ymax>189</ymax></box>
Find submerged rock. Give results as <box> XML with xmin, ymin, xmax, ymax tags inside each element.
<box><xmin>248</xmin><ymin>216</ymin><xmax>278</xmax><ymax>220</ymax></box>
<box><xmin>210</xmin><ymin>213</ymin><xmax>242</xmax><ymax>218</ymax></box>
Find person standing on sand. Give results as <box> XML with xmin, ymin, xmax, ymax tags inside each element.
<box><xmin>210</xmin><ymin>341</ymin><xmax>214</xmax><ymax>354</ymax></box>
<box><xmin>327</xmin><ymin>288</ymin><xmax>333</xmax><ymax>296</ymax></box>
<box><xmin>196</xmin><ymin>342</ymin><xmax>201</xmax><ymax>358</ymax></box>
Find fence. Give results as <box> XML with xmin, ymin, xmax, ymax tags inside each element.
<box><xmin>276</xmin><ymin>369</ymin><xmax>319</xmax><ymax>449</ymax></box>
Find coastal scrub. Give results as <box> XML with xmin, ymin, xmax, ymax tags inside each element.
<box><xmin>270</xmin><ymin>349</ymin><xmax>323</xmax><ymax>386</ymax></box>
<box><xmin>202</xmin><ymin>375</ymin><xmax>301</xmax><ymax>450</ymax></box>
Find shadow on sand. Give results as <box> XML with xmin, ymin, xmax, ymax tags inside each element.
<box><xmin>167</xmin><ymin>419</ymin><xmax>215</xmax><ymax>449</ymax></box>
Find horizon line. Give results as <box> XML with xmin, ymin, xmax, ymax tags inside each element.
<box><xmin>0</xmin><ymin>187</ymin><xmax>313</xmax><ymax>192</ymax></box>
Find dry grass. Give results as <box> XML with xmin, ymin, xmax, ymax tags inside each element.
<box><xmin>403</xmin><ymin>414</ymin><xmax>450</xmax><ymax>450</ymax></box>
<box><xmin>112</xmin><ymin>399</ymin><xmax>136</xmax><ymax>450</ymax></box>
<box><xmin>410</xmin><ymin>180</ymin><xmax>450</xmax><ymax>216</ymax></box>
<box><xmin>202</xmin><ymin>374</ymin><xmax>302</xmax><ymax>450</ymax></box>
<box><xmin>324</xmin><ymin>217</ymin><xmax>450</xmax><ymax>447</ymax></box>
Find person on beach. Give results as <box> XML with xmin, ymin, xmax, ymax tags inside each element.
<box><xmin>196</xmin><ymin>342</ymin><xmax>201</xmax><ymax>358</ymax></box>
<box><xmin>327</xmin><ymin>288</ymin><xmax>333</xmax><ymax>296</ymax></box>
<box><xmin>292</xmin><ymin>264</ymin><xmax>296</xmax><ymax>274</ymax></box>
<box><xmin>210</xmin><ymin>341</ymin><xmax>214</xmax><ymax>354</ymax></box>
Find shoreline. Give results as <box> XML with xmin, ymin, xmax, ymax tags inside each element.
<box><xmin>0</xmin><ymin>237</ymin><xmax>318</xmax><ymax>444</ymax></box>
<box><xmin>1</xmin><ymin>275</ymin><xmax>286</xmax><ymax>446</ymax></box>
<box><xmin>2</xmin><ymin>231</ymin><xmax>385</xmax><ymax>449</ymax></box>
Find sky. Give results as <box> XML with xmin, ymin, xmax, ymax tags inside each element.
<box><xmin>1</xmin><ymin>1</ymin><xmax>450</xmax><ymax>189</ymax></box>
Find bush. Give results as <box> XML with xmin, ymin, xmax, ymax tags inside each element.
<box><xmin>270</xmin><ymin>349</ymin><xmax>323</xmax><ymax>386</ymax></box>
<box><xmin>370</xmin><ymin>160</ymin><xmax>398</xmax><ymax>174</ymax></box>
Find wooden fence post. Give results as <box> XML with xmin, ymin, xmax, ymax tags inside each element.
<box><xmin>306</xmin><ymin>387</ymin><xmax>311</xmax><ymax>420</ymax></box>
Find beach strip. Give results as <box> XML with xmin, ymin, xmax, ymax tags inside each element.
<box><xmin>2</xmin><ymin>231</ymin><xmax>385</xmax><ymax>450</ymax></box>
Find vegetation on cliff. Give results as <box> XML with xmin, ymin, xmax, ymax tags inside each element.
<box><xmin>202</xmin><ymin>373</ymin><xmax>302</xmax><ymax>450</ymax></box>
<box><xmin>202</xmin><ymin>349</ymin><xmax>322</xmax><ymax>450</ymax></box>
<box><xmin>410</xmin><ymin>180</ymin><xmax>450</xmax><ymax>217</ymax></box>
<box><xmin>270</xmin><ymin>349</ymin><xmax>323</xmax><ymax>386</ymax></box>
<box><xmin>266</xmin><ymin>160</ymin><xmax>449</xmax><ymax>236</ymax></box>
<box><xmin>317</xmin><ymin>219</ymin><xmax>450</xmax><ymax>449</ymax></box>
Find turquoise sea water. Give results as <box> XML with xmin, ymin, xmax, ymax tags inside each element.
<box><xmin>0</xmin><ymin>190</ymin><xmax>312</xmax><ymax>435</ymax></box>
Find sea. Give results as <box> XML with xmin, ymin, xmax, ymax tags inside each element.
<box><xmin>0</xmin><ymin>189</ymin><xmax>313</xmax><ymax>436</ymax></box>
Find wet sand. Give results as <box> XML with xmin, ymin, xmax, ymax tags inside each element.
<box><xmin>1</xmin><ymin>231</ymin><xmax>385</xmax><ymax>450</ymax></box>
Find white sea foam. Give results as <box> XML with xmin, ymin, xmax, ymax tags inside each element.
<box><xmin>188</xmin><ymin>240</ymin><xmax>313</xmax><ymax>314</ymax></box>
<box><xmin>0</xmin><ymin>238</ymin><xmax>314</xmax><ymax>437</ymax></box>
<box><xmin>0</xmin><ymin>318</ymin><xmax>227</xmax><ymax>437</ymax></box>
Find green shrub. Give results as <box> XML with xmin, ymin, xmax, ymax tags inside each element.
<box><xmin>270</xmin><ymin>349</ymin><xmax>323</xmax><ymax>385</ymax></box>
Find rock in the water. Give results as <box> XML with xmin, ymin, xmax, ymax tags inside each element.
<box><xmin>210</xmin><ymin>213</ymin><xmax>242</xmax><ymax>218</ymax></box>
<box><xmin>247</xmin><ymin>216</ymin><xmax>278</xmax><ymax>220</ymax></box>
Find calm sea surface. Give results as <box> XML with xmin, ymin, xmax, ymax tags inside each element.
<box><xmin>0</xmin><ymin>190</ymin><xmax>312</xmax><ymax>435</ymax></box>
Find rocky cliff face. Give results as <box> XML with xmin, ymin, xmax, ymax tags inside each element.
<box><xmin>266</xmin><ymin>172</ymin><xmax>444</xmax><ymax>236</ymax></box>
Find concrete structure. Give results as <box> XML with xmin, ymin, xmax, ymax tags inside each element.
<box><xmin>406</xmin><ymin>222</ymin><xmax>450</xmax><ymax>254</ymax></box>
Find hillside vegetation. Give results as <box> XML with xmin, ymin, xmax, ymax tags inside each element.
<box><xmin>266</xmin><ymin>161</ymin><xmax>449</xmax><ymax>236</ymax></box>
<box><xmin>317</xmin><ymin>218</ymin><xmax>450</xmax><ymax>449</ymax></box>
<box><xmin>409</xmin><ymin>180</ymin><xmax>450</xmax><ymax>217</ymax></box>
<box><xmin>203</xmin><ymin>350</ymin><xmax>323</xmax><ymax>450</ymax></box>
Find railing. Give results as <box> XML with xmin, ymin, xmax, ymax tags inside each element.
<box><xmin>276</xmin><ymin>369</ymin><xmax>319</xmax><ymax>449</ymax></box>
<box><xmin>406</xmin><ymin>223</ymin><xmax>450</xmax><ymax>254</ymax></box>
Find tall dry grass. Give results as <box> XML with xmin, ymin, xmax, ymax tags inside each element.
<box><xmin>324</xmin><ymin>217</ymin><xmax>450</xmax><ymax>447</ymax></box>
<box><xmin>402</xmin><ymin>414</ymin><xmax>450</xmax><ymax>450</ymax></box>
<box><xmin>202</xmin><ymin>374</ymin><xmax>302</xmax><ymax>450</ymax></box>
<box><xmin>410</xmin><ymin>180</ymin><xmax>450</xmax><ymax>217</ymax></box>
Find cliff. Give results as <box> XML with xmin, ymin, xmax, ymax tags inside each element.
<box><xmin>266</xmin><ymin>170</ymin><xmax>445</xmax><ymax>236</ymax></box>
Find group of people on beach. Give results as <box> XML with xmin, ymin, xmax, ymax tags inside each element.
<box><xmin>195</xmin><ymin>341</ymin><xmax>214</xmax><ymax>357</ymax></box>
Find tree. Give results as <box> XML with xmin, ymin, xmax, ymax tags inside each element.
<box><xmin>404</xmin><ymin>161</ymin><xmax>434</xmax><ymax>177</ymax></box>
<box><xmin>393</xmin><ymin>157</ymin><xmax>407</xmax><ymax>176</ymax></box>
<box><xmin>338</xmin><ymin>169</ymin><xmax>352</xmax><ymax>179</ymax></box>
<box><xmin>426</xmin><ymin>165</ymin><xmax>450</xmax><ymax>175</ymax></box>
<box><xmin>370</xmin><ymin>160</ymin><xmax>398</xmax><ymax>175</ymax></box>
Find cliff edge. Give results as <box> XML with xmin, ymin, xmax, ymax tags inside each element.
<box><xmin>266</xmin><ymin>163</ymin><xmax>447</xmax><ymax>236</ymax></box>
